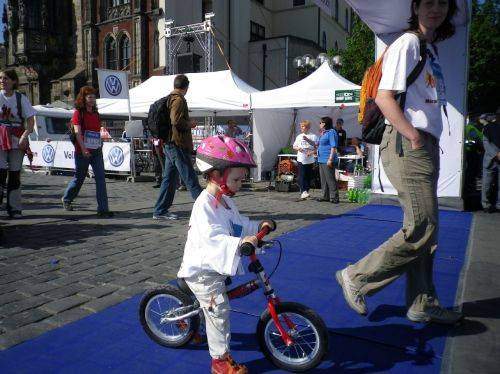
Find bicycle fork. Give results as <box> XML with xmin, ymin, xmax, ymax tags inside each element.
<box><xmin>249</xmin><ymin>253</ymin><xmax>295</xmax><ymax>346</ymax></box>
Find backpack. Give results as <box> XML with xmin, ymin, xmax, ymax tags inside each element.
<box><xmin>358</xmin><ymin>32</ymin><xmax>427</xmax><ymax>144</ymax></box>
<box><xmin>147</xmin><ymin>95</ymin><xmax>172</xmax><ymax>141</ymax></box>
<box><xmin>67</xmin><ymin>110</ymin><xmax>85</xmax><ymax>145</ymax></box>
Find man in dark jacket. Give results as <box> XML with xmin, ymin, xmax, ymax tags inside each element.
<box><xmin>153</xmin><ymin>74</ymin><xmax>202</xmax><ymax>220</ymax></box>
<box><xmin>481</xmin><ymin>109</ymin><xmax>500</xmax><ymax>213</ymax></box>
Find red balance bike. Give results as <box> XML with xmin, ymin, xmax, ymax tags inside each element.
<box><xmin>139</xmin><ymin>226</ymin><xmax>329</xmax><ymax>372</ymax></box>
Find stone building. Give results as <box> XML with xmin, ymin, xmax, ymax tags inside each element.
<box><xmin>2</xmin><ymin>0</ymin><xmax>160</xmax><ymax>106</ymax></box>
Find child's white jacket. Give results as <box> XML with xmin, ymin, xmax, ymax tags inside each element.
<box><xmin>177</xmin><ymin>190</ymin><xmax>260</xmax><ymax>278</ymax></box>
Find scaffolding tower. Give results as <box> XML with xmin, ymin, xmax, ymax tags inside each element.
<box><xmin>164</xmin><ymin>13</ymin><xmax>215</xmax><ymax>75</ymax></box>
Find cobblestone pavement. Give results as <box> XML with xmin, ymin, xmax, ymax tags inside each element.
<box><xmin>0</xmin><ymin>171</ymin><xmax>357</xmax><ymax>350</ymax></box>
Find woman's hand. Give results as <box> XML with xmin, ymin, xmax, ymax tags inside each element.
<box><xmin>82</xmin><ymin>149</ymin><xmax>91</xmax><ymax>158</ymax></box>
<box><xmin>409</xmin><ymin>129</ymin><xmax>424</xmax><ymax>150</ymax></box>
<box><xmin>18</xmin><ymin>135</ymin><xmax>29</xmax><ymax>151</ymax></box>
<box><xmin>327</xmin><ymin>159</ymin><xmax>334</xmax><ymax>169</ymax></box>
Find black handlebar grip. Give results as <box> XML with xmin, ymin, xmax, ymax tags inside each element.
<box><xmin>240</xmin><ymin>242</ymin><xmax>255</xmax><ymax>256</ymax></box>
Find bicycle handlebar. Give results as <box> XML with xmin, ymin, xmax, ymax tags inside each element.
<box><xmin>240</xmin><ymin>226</ymin><xmax>271</xmax><ymax>256</ymax></box>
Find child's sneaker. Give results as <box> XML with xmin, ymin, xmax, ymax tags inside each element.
<box><xmin>211</xmin><ymin>354</ymin><xmax>248</xmax><ymax>374</ymax></box>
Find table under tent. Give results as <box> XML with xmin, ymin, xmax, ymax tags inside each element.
<box><xmin>250</xmin><ymin>62</ymin><xmax>361</xmax><ymax>181</ymax></box>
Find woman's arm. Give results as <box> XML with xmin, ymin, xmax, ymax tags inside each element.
<box><xmin>18</xmin><ymin>116</ymin><xmax>34</xmax><ymax>150</ymax></box>
<box><xmin>73</xmin><ymin>124</ymin><xmax>90</xmax><ymax>157</ymax></box>
<box><xmin>375</xmin><ymin>90</ymin><xmax>423</xmax><ymax>149</ymax></box>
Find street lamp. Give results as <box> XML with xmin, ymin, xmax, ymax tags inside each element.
<box><xmin>293</xmin><ymin>52</ymin><xmax>339</xmax><ymax>79</ymax></box>
<box><xmin>331</xmin><ymin>54</ymin><xmax>343</xmax><ymax>71</ymax></box>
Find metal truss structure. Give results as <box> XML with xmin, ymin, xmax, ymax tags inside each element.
<box><xmin>164</xmin><ymin>13</ymin><xmax>215</xmax><ymax>75</ymax></box>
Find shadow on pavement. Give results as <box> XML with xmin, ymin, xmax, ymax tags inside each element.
<box><xmin>2</xmin><ymin>221</ymin><xmax>168</xmax><ymax>250</ymax></box>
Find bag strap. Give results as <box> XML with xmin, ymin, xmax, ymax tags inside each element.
<box><xmin>15</xmin><ymin>92</ymin><xmax>24</xmax><ymax>125</ymax></box>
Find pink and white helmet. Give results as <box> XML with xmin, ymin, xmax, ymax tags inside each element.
<box><xmin>196</xmin><ymin>135</ymin><xmax>256</xmax><ymax>173</ymax></box>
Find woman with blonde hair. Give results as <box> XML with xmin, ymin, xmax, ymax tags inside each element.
<box><xmin>62</xmin><ymin>86</ymin><xmax>113</xmax><ymax>217</ymax></box>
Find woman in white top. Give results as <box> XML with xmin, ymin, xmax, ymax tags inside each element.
<box><xmin>336</xmin><ymin>0</ymin><xmax>464</xmax><ymax>325</ymax></box>
<box><xmin>0</xmin><ymin>69</ymin><xmax>36</xmax><ymax>218</ymax></box>
<box><xmin>292</xmin><ymin>120</ymin><xmax>318</xmax><ymax>200</ymax></box>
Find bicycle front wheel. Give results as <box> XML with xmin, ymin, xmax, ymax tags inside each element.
<box><xmin>256</xmin><ymin>302</ymin><xmax>328</xmax><ymax>372</ymax></box>
<box><xmin>139</xmin><ymin>285</ymin><xmax>199</xmax><ymax>348</ymax></box>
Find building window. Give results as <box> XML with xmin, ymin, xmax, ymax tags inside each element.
<box><xmin>119</xmin><ymin>35</ymin><xmax>131</xmax><ymax>69</ymax></box>
<box><xmin>134</xmin><ymin>19</ymin><xmax>141</xmax><ymax>75</ymax></box>
<box><xmin>250</xmin><ymin>21</ymin><xmax>265</xmax><ymax>42</ymax></box>
<box><xmin>27</xmin><ymin>0</ymin><xmax>41</xmax><ymax>29</ymax></box>
<box><xmin>293</xmin><ymin>0</ymin><xmax>305</xmax><ymax>6</ymax></box>
<box><xmin>335</xmin><ymin>0</ymin><xmax>339</xmax><ymax>21</ymax></box>
<box><xmin>111</xmin><ymin>0</ymin><xmax>130</xmax><ymax>6</ymax></box>
<box><xmin>322</xmin><ymin>31</ymin><xmax>327</xmax><ymax>50</ymax></box>
<box><xmin>345</xmin><ymin>9</ymin><xmax>349</xmax><ymax>31</ymax></box>
<box><xmin>255</xmin><ymin>0</ymin><xmax>264</xmax><ymax>4</ymax></box>
<box><xmin>105</xmin><ymin>36</ymin><xmax>117</xmax><ymax>70</ymax></box>
<box><xmin>153</xmin><ymin>31</ymin><xmax>160</xmax><ymax>68</ymax></box>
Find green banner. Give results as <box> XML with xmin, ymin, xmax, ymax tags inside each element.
<box><xmin>335</xmin><ymin>89</ymin><xmax>360</xmax><ymax>103</ymax></box>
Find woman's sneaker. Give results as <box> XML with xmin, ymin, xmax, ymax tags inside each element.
<box><xmin>97</xmin><ymin>211</ymin><xmax>114</xmax><ymax>218</ymax></box>
<box><xmin>407</xmin><ymin>305</ymin><xmax>464</xmax><ymax>325</ymax></box>
<box><xmin>335</xmin><ymin>269</ymin><xmax>367</xmax><ymax>315</ymax></box>
<box><xmin>61</xmin><ymin>197</ymin><xmax>73</xmax><ymax>211</ymax></box>
<box><xmin>153</xmin><ymin>212</ymin><xmax>178</xmax><ymax>220</ymax></box>
<box><xmin>211</xmin><ymin>354</ymin><xmax>248</xmax><ymax>374</ymax></box>
<box><xmin>8</xmin><ymin>211</ymin><xmax>22</xmax><ymax>219</ymax></box>
<box><xmin>300</xmin><ymin>191</ymin><xmax>310</xmax><ymax>200</ymax></box>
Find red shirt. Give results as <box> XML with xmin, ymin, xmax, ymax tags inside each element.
<box><xmin>72</xmin><ymin>109</ymin><xmax>101</xmax><ymax>153</ymax></box>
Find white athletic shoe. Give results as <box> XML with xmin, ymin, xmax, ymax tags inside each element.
<box><xmin>300</xmin><ymin>191</ymin><xmax>310</xmax><ymax>200</ymax></box>
<box><xmin>153</xmin><ymin>212</ymin><xmax>178</xmax><ymax>220</ymax></box>
<box><xmin>336</xmin><ymin>269</ymin><xmax>367</xmax><ymax>316</ymax></box>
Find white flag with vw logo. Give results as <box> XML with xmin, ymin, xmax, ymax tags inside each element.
<box><xmin>97</xmin><ymin>69</ymin><xmax>129</xmax><ymax>100</ymax></box>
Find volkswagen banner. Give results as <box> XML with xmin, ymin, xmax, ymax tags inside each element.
<box><xmin>24</xmin><ymin>141</ymin><xmax>131</xmax><ymax>173</ymax></box>
<box><xmin>97</xmin><ymin>69</ymin><xmax>129</xmax><ymax>100</ymax></box>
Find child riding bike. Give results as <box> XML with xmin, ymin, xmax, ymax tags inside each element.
<box><xmin>177</xmin><ymin>135</ymin><xmax>276</xmax><ymax>374</ymax></box>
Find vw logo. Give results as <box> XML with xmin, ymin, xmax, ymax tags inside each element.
<box><xmin>42</xmin><ymin>144</ymin><xmax>55</xmax><ymax>163</ymax></box>
<box><xmin>104</xmin><ymin>75</ymin><xmax>122</xmax><ymax>96</ymax></box>
<box><xmin>108</xmin><ymin>146</ymin><xmax>124</xmax><ymax>167</ymax></box>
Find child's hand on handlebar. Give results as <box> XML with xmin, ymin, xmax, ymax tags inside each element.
<box><xmin>258</xmin><ymin>219</ymin><xmax>277</xmax><ymax>232</ymax></box>
<box><xmin>242</xmin><ymin>235</ymin><xmax>258</xmax><ymax>248</ymax></box>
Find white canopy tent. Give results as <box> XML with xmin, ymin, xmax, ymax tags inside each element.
<box><xmin>97</xmin><ymin>69</ymin><xmax>258</xmax><ymax>118</ymax></box>
<box><xmin>250</xmin><ymin>62</ymin><xmax>362</xmax><ymax>180</ymax></box>
<box><xmin>345</xmin><ymin>0</ymin><xmax>470</xmax><ymax>197</ymax></box>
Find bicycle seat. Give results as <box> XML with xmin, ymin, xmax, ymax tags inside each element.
<box><xmin>176</xmin><ymin>278</ymin><xmax>195</xmax><ymax>298</ymax></box>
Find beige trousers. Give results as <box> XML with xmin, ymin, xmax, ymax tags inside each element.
<box><xmin>346</xmin><ymin>125</ymin><xmax>440</xmax><ymax>311</ymax></box>
<box><xmin>185</xmin><ymin>272</ymin><xmax>231</xmax><ymax>358</ymax></box>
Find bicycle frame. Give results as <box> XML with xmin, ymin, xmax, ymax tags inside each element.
<box><xmin>161</xmin><ymin>227</ymin><xmax>296</xmax><ymax>347</ymax></box>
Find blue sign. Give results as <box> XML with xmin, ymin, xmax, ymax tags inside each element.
<box><xmin>104</xmin><ymin>75</ymin><xmax>122</xmax><ymax>96</ymax></box>
<box><xmin>108</xmin><ymin>146</ymin><xmax>124</xmax><ymax>167</ymax></box>
<box><xmin>42</xmin><ymin>144</ymin><xmax>55</xmax><ymax>163</ymax></box>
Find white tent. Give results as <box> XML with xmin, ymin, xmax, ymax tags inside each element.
<box><xmin>250</xmin><ymin>62</ymin><xmax>362</xmax><ymax>179</ymax></box>
<box><xmin>97</xmin><ymin>69</ymin><xmax>258</xmax><ymax>118</ymax></box>
<box><xmin>345</xmin><ymin>0</ymin><xmax>470</xmax><ymax>197</ymax></box>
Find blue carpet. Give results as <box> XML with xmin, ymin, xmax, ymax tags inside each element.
<box><xmin>0</xmin><ymin>204</ymin><xmax>472</xmax><ymax>373</ymax></box>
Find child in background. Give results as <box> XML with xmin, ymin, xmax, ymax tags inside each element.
<box><xmin>177</xmin><ymin>135</ymin><xmax>276</xmax><ymax>374</ymax></box>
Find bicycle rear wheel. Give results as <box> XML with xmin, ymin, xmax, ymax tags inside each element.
<box><xmin>139</xmin><ymin>285</ymin><xmax>199</xmax><ymax>347</ymax></box>
<box><xmin>256</xmin><ymin>302</ymin><xmax>328</xmax><ymax>372</ymax></box>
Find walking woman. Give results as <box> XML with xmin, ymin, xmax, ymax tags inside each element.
<box><xmin>336</xmin><ymin>0</ymin><xmax>463</xmax><ymax>324</ymax></box>
<box><xmin>316</xmin><ymin>116</ymin><xmax>339</xmax><ymax>204</ymax></box>
<box><xmin>0</xmin><ymin>69</ymin><xmax>36</xmax><ymax>218</ymax></box>
<box><xmin>62</xmin><ymin>86</ymin><xmax>113</xmax><ymax>218</ymax></box>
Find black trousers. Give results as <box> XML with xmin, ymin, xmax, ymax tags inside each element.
<box><xmin>319</xmin><ymin>163</ymin><xmax>338</xmax><ymax>200</ymax></box>
<box><xmin>298</xmin><ymin>162</ymin><xmax>314</xmax><ymax>192</ymax></box>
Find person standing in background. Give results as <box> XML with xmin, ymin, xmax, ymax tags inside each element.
<box><xmin>293</xmin><ymin>120</ymin><xmax>318</xmax><ymax>200</ymax></box>
<box><xmin>316</xmin><ymin>117</ymin><xmax>339</xmax><ymax>204</ymax></box>
<box><xmin>481</xmin><ymin>109</ymin><xmax>500</xmax><ymax>213</ymax></box>
<box><xmin>61</xmin><ymin>86</ymin><xmax>113</xmax><ymax>218</ymax></box>
<box><xmin>336</xmin><ymin>118</ymin><xmax>347</xmax><ymax>149</ymax></box>
<box><xmin>0</xmin><ymin>69</ymin><xmax>36</xmax><ymax>219</ymax></box>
